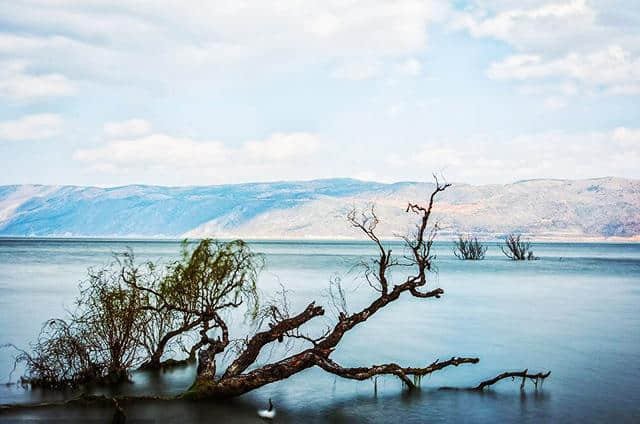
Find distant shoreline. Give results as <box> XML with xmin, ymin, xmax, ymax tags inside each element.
<box><xmin>1</xmin><ymin>235</ymin><xmax>638</xmax><ymax>244</ymax></box>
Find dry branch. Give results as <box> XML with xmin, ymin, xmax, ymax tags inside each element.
<box><xmin>440</xmin><ymin>370</ymin><xmax>551</xmax><ymax>391</ymax></box>
<box><xmin>314</xmin><ymin>356</ymin><xmax>480</xmax><ymax>390</ymax></box>
<box><xmin>453</xmin><ymin>234</ymin><xmax>488</xmax><ymax>260</ymax></box>
<box><xmin>473</xmin><ymin>370</ymin><xmax>551</xmax><ymax>391</ymax></box>
<box><xmin>501</xmin><ymin>233</ymin><xmax>538</xmax><ymax>261</ymax></box>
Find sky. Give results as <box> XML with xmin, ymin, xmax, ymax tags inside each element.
<box><xmin>0</xmin><ymin>0</ymin><xmax>639</xmax><ymax>187</ymax></box>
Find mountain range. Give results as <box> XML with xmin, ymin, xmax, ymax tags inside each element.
<box><xmin>0</xmin><ymin>177</ymin><xmax>638</xmax><ymax>241</ymax></box>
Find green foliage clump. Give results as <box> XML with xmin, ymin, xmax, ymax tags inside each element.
<box><xmin>9</xmin><ymin>239</ymin><xmax>263</xmax><ymax>388</ymax></box>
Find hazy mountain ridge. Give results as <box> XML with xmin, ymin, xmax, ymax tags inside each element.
<box><xmin>0</xmin><ymin>177</ymin><xmax>638</xmax><ymax>241</ymax></box>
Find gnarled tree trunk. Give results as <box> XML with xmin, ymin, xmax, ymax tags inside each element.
<box><xmin>179</xmin><ymin>178</ymin><xmax>549</xmax><ymax>398</ymax></box>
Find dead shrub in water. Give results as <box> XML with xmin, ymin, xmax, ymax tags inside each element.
<box><xmin>501</xmin><ymin>233</ymin><xmax>538</xmax><ymax>260</ymax></box>
<box><xmin>453</xmin><ymin>234</ymin><xmax>488</xmax><ymax>260</ymax></box>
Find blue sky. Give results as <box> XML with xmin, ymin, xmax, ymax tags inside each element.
<box><xmin>0</xmin><ymin>0</ymin><xmax>639</xmax><ymax>186</ymax></box>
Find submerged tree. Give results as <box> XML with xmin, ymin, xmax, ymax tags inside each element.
<box><xmin>453</xmin><ymin>234</ymin><xmax>488</xmax><ymax>260</ymax></box>
<box><xmin>8</xmin><ymin>256</ymin><xmax>153</xmax><ymax>387</ymax></box>
<box><xmin>6</xmin><ymin>319</ymin><xmax>100</xmax><ymax>388</ymax></box>
<box><xmin>76</xmin><ymin>260</ymin><xmax>148</xmax><ymax>380</ymax></box>
<box><xmin>128</xmin><ymin>240</ymin><xmax>262</xmax><ymax>370</ymax></box>
<box><xmin>501</xmin><ymin>233</ymin><xmax>538</xmax><ymax>261</ymax></box>
<box><xmin>7</xmin><ymin>241</ymin><xmax>262</xmax><ymax>387</ymax></box>
<box><xmin>6</xmin><ymin>178</ymin><xmax>549</xmax><ymax>403</ymax></box>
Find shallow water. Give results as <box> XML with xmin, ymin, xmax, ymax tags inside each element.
<box><xmin>0</xmin><ymin>239</ymin><xmax>639</xmax><ymax>423</ymax></box>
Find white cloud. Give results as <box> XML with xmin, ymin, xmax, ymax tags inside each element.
<box><xmin>0</xmin><ymin>0</ymin><xmax>448</xmax><ymax>87</ymax></box>
<box><xmin>452</xmin><ymin>0</ymin><xmax>597</xmax><ymax>52</ymax></box>
<box><xmin>74</xmin><ymin>130</ymin><xmax>324</xmax><ymax>171</ymax></box>
<box><xmin>544</xmin><ymin>96</ymin><xmax>569</xmax><ymax>109</ymax></box>
<box><xmin>518</xmin><ymin>81</ymin><xmax>579</xmax><ymax>97</ymax></box>
<box><xmin>453</xmin><ymin>0</ymin><xmax>640</xmax><ymax>97</ymax></box>
<box><xmin>387</xmin><ymin>103</ymin><xmax>405</xmax><ymax>117</ymax></box>
<box><xmin>103</xmin><ymin>119</ymin><xmax>152</xmax><ymax>138</ymax></box>
<box><xmin>74</xmin><ymin>134</ymin><xmax>230</xmax><ymax>168</ymax></box>
<box><xmin>331</xmin><ymin>57</ymin><xmax>422</xmax><ymax>80</ymax></box>
<box><xmin>0</xmin><ymin>114</ymin><xmax>63</xmax><ymax>141</ymax></box>
<box><xmin>612</xmin><ymin>127</ymin><xmax>640</xmax><ymax>147</ymax></box>
<box><xmin>0</xmin><ymin>61</ymin><xmax>75</xmax><ymax>101</ymax></box>
<box><xmin>488</xmin><ymin>46</ymin><xmax>640</xmax><ymax>93</ymax></box>
<box><xmin>390</xmin><ymin>127</ymin><xmax>640</xmax><ymax>183</ymax></box>
<box><xmin>245</xmin><ymin>133</ymin><xmax>321</xmax><ymax>161</ymax></box>
<box><xmin>331</xmin><ymin>61</ymin><xmax>381</xmax><ymax>81</ymax></box>
<box><xmin>394</xmin><ymin>58</ymin><xmax>422</xmax><ymax>76</ymax></box>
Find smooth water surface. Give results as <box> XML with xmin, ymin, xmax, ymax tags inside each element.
<box><xmin>0</xmin><ymin>239</ymin><xmax>639</xmax><ymax>423</ymax></box>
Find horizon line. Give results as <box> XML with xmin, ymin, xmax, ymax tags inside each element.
<box><xmin>0</xmin><ymin>175</ymin><xmax>634</xmax><ymax>190</ymax></box>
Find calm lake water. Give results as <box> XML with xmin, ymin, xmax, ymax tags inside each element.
<box><xmin>0</xmin><ymin>238</ymin><xmax>639</xmax><ymax>423</ymax></box>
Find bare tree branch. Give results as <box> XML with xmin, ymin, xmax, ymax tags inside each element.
<box><xmin>473</xmin><ymin>369</ymin><xmax>551</xmax><ymax>391</ymax></box>
<box><xmin>314</xmin><ymin>356</ymin><xmax>480</xmax><ymax>390</ymax></box>
<box><xmin>222</xmin><ymin>302</ymin><xmax>325</xmax><ymax>379</ymax></box>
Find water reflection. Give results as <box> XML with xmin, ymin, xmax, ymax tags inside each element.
<box><xmin>1</xmin><ymin>376</ymin><xmax>555</xmax><ymax>424</ymax></box>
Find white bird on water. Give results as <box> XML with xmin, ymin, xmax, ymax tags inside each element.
<box><xmin>257</xmin><ymin>398</ymin><xmax>276</xmax><ymax>420</ymax></box>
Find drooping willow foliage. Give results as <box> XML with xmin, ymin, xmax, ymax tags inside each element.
<box><xmin>7</xmin><ymin>319</ymin><xmax>100</xmax><ymax>388</ymax></box>
<box><xmin>7</xmin><ymin>239</ymin><xmax>262</xmax><ymax>388</ymax></box>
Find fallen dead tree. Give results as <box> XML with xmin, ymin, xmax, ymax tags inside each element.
<box><xmin>2</xmin><ymin>177</ymin><xmax>550</xmax><ymax>414</ymax></box>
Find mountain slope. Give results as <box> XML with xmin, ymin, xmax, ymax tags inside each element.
<box><xmin>0</xmin><ymin>178</ymin><xmax>638</xmax><ymax>240</ymax></box>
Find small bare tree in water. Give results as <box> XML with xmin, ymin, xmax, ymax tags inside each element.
<box><xmin>5</xmin><ymin>261</ymin><xmax>149</xmax><ymax>388</ymax></box>
<box><xmin>501</xmin><ymin>233</ymin><xmax>538</xmax><ymax>260</ymax></box>
<box><xmin>453</xmin><ymin>234</ymin><xmax>488</xmax><ymax>260</ymax></box>
<box><xmin>5</xmin><ymin>178</ymin><xmax>549</xmax><ymax>403</ymax></box>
